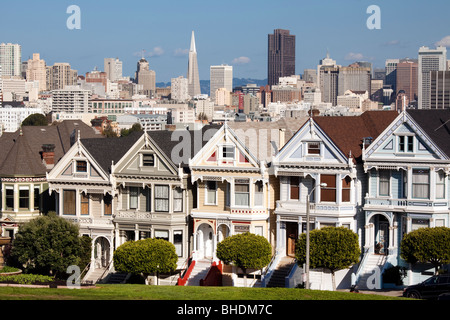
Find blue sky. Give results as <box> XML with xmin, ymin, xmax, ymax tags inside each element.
<box><xmin>2</xmin><ymin>0</ymin><xmax>450</xmax><ymax>82</ymax></box>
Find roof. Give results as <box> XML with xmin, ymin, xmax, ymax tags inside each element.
<box><xmin>406</xmin><ymin>109</ymin><xmax>450</xmax><ymax>158</ymax></box>
<box><xmin>228</xmin><ymin>118</ymin><xmax>309</xmax><ymax>162</ymax></box>
<box><xmin>81</xmin><ymin>131</ymin><xmax>144</xmax><ymax>174</ymax></box>
<box><xmin>0</xmin><ymin>120</ymin><xmax>103</xmax><ymax>177</ymax></box>
<box><xmin>312</xmin><ymin>110</ymin><xmax>399</xmax><ymax>163</ymax></box>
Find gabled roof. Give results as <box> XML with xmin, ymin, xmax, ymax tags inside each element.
<box><xmin>0</xmin><ymin>120</ymin><xmax>103</xmax><ymax>177</ymax></box>
<box><xmin>406</xmin><ymin>109</ymin><xmax>450</xmax><ymax>158</ymax></box>
<box><xmin>81</xmin><ymin>131</ymin><xmax>144</xmax><ymax>174</ymax></box>
<box><xmin>310</xmin><ymin>110</ymin><xmax>399</xmax><ymax>163</ymax></box>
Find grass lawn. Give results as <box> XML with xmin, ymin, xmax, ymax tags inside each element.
<box><xmin>0</xmin><ymin>284</ymin><xmax>408</xmax><ymax>300</ymax></box>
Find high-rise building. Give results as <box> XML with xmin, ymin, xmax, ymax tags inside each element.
<box><xmin>268</xmin><ymin>29</ymin><xmax>295</xmax><ymax>87</ymax></box>
<box><xmin>210</xmin><ymin>64</ymin><xmax>233</xmax><ymax>101</ymax></box>
<box><xmin>26</xmin><ymin>53</ymin><xmax>47</xmax><ymax>92</ymax></box>
<box><xmin>396</xmin><ymin>59</ymin><xmax>418</xmax><ymax>104</ymax></box>
<box><xmin>418</xmin><ymin>46</ymin><xmax>447</xmax><ymax>109</ymax></box>
<box><xmin>171</xmin><ymin>76</ymin><xmax>189</xmax><ymax>101</ymax></box>
<box><xmin>51</xmin><ymin>86</ymin><xmax>91</xmax><ymax>113</ymax></box>
<box><xmin>319</xmin><ymin>66</ymin><xmax>339</xmax><ymax>106</ymax></box>
<box><xmin>46</xmin><ymin>63</ymin><xmax>78</xmax><ymax>91</ymax></box>
<box><xmin>337</xmin><ymin>64</ymin><xmax>371</xmax><ymax>97</ymax></box>
<box><xmin>135</xmin><ymin>58</ymin><xmax>156</xmax><ymax>97</ymax></box>
<box><xmin>430</xmin><ymin>71</ymin><xmax>450</xmax><ymax>109</ymax></box>
<box><xmin>187</xmin><ymin>31</ymin><xmax>201</xmax><ymax>97</ymax></box>
<box><xmin>0</xmin><ymin>43</ymin><xmax>21</xmax><ymax>77</ymax></box>
<box><xmin>385</xmin><ymin>59</ymin><xmax>399</xmax><ymax>93</ymax></box>
<box><xmin>104</xmin><ymin>58</ymin><xmax>123</xmax><ymax>82</ymax></box>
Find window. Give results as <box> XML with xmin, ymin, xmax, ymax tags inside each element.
<box><xmin>155</xmin><ymin>230</ymin><xmax>169</xmax><ymax>241</ymax></box>
<box><xmin>19</xmin><ymin>186</ymin><xmax>29</xmax><ymax>209</ymax></box>
<box><xmin>235</xmin><ymin>179</ymin><xmax>250</xmax><ymax>207</ymax></box>
<box><xmin>411</xmin><ymin>218</ymin><xmax>429</xmax><ymax>231</ymax></box>
<box><xmin>155</xmin><ymin>185</ymin><xmax>169</xmax><ymax>212</ymax></box>
<box><xmin>76</xmin><ymin>160</ymin><xmax>87</xmax><ymax>172</ymax></box>
<box><xmin>81</xmin><ymin>193</ymin><xmax>89</xmax><ymax>215</ymax></box>
<box><xmin>222</xmin><ymin>146</ymin><xmax>235</xmax><ymax>159</ymax></box>
<box><xmin>129</xmin><ymin>187</ymin><xmax>139</xmax><ymax>209</ymax></box>
<box><xmin>104</xmin><ymin>194</ymin><xmax>112</xmax><ymax>215</ymax></box>
<box><xmin>307</xmin><ymin>142</ymin><xmax>320</xmax><ymax>155</ymax></box>
<box><xmin>290</xmin><ymin>176</ymin><xmax>300</xmax><ymax>200</ymax></box>
<box><xmin>63</xmin><ymin>190</ymin><xmax>76</xmax><ymax>215</ymax></box>
<box><xmin>398</xmin><ymin>135</ymin><xmax>413</xmax><ymax>152</ymax></box>
<box><xmin>142</xmin><ymin>154</ymin><xmax>155</xmax><ymax>167</ymax></box>
<box><xmin>320</xmin><ymin>175</ymin><xmax>336</xmax><ymax>202</ymax></box>
<box><xmin>174</xmin><ymin>230</ymin><xmax>183</xmax><ymax>257</ymax></box>
<box><xmin>145</xmin><ymin>188</ymin><xmax>151</xmax><ymax>212</ymax></box>
<box><xmin>5</xmin><ymin>186</ymin><xmax>14</xmax><ymax>210</ymax></box>
<box><xmin>379</xmin><ymin>170</ymin><xmax>390</xmax><ymax>196</ymax></box>
<box><xmin>412</xmin><ymin>169</ymin><xmax>430</xmax><ymax>199</ymax></box>
<box><xmin>436</xmin><ymin>171</ymin><xmax>445</xmax><ymax>199</ymax></box>
<box><xmin>173</xmin><ymin>187</ymin><xmax>183</xmax><ymax>212</ymax></box>
<box><xmin>254</xmin><ymin>181</ymin><xmax>264</xmax><ymax>206</ymax></box>
<box><xmin>206</xmin><ymin>181</ymin><xmax>217</xmax><ymax>205</ymax></box>
<box><xmin>34</xmin><ymin>187</ymin><xmax>40</xmax><ymax>210</ymax></box>
<box><xmin>342</xmin><ymin>176</ymin><xmax>351</xmax><ymax>202</ymax></box>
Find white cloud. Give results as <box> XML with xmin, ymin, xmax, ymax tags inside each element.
<box><xmin>174</xmin><ymin>48</ymin><xmax>189</xmax><ymax>56</ymax></box>
<box><xmin>231</xmin><ymin>56</ymin><xmax>251</xmax><ymax>64</ymax></box>
<box><xmin>435</xmin><ymin>35</ymin><xmax>450</xmax><ymax>47</ymax></box>
<box><xmin>344</xmin><ymin>52</ymin><xmax>365</xmax><ymax>61</ymax></box>
<box><xmin>149</xmin><ymin>46</ymin><xmax>164</xmax><ymax>57</ymax></box>
<box><xmin>383</xmin><ymin>40</ymin><xmax>400</xmax><ymax>46</ymax></box>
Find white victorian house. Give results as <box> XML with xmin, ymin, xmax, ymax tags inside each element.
<box><xmin>271</xmin><ymin>111</ymin><xmax>399</xmax><ymax>290</ymax></box>
<box><xmin>360</xmin><ymin>109</ymin><xmax>450</xmax><ymax>287</ymax></box>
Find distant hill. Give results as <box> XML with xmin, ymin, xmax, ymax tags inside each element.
<box><xmin>156</xmin><ymin>78</ymin><xmax>267</xmax><ymax>95</ymax></box>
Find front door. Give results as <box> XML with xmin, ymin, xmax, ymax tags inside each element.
<box><xmin>377</xmin><ymin>221</ymin><xmax>389</xmax><ymax>255</ymax></box>
<box><xmin>286</xmin><ymin>222</ymin><xmax>298</xmax><ymax>257</ymax></box>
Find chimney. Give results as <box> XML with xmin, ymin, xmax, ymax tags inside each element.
<box><xmin>42</xmin><ymin>144</ymin><xmax>56</xmax><ymax>168</ymax></box>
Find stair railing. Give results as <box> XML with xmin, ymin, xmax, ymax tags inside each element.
<box><xmin>261</xmin><ymin>250</ymin><xmax>281</xmax><ymax>287</ymax></box>
<box><xmin>352</xmin><ymin>247</ymin><xmax>370</xmax><ymax>288</ymax></box>
<box><xmin>177</xmin><ymin>253</ymin><xmax>196</xmax><ymax>286</ymax></box>
<box><xmin>78</xmin><ymin>262</ymin><xmax>91</xmax><ymax>285</ymax></box>
<box><xmin>98</xmin><ymin>259</ymin><xmax>114</xmax><ymax>284</ymax></box>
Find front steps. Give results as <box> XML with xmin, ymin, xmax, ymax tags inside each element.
<box><xmin>266</xmin><ymin>256</ymin><xmax>295</xmax><ymax>288</ymax></box>
<box><xmin>356</xmin><ymin>254</ymin><xmax>387</xmax><ymax>290</ymax></box>
<box><xmin>186</xmin><ymin>259</ymin><xmax>213</xmax><ymax>286</ymax></box>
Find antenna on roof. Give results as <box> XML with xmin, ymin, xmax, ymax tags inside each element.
<box><xmin>434</xmin><ymin>118</ymin><xmax>450</xmax><ymax>132</ymax></box>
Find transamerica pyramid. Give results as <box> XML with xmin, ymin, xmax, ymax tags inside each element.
<box><xmin>187</xmin><ymin>31</ymin><xmax>201</xmax><ymax>97</ymax></box>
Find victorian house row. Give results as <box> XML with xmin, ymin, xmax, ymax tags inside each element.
<box><xmin>2</xmin><ymin>110</ymin><xmax>450</xmax><ymax>289</ymax></box>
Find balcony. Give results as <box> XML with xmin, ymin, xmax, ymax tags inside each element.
<box><xmin>363</xmin><ymin>196</ymin><xmax>448</xmax><ymax>212</ymax></box>
<box><xmin>114</xmin><ymin>210</ymin><xmax>186</xmax><ymax>223</ymax></box>
<box><xmin>275</xmin><ymin>200</ymin><xmax>355</xmax><ymax>216</ymax></box>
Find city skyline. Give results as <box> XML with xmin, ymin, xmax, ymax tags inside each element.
<box><xmin>2</xmin><ymin>0</ymin><xmax>450</xmax><ymax>82</ymax></box>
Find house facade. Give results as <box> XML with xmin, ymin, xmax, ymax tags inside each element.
<box><xmin>361</xmin><ymin>109</ymin><xmax>450</xmax><ymax>286</ymax></box>
<box><xmin>188</xmin><ymin>124</ymin><xmax>277</xmax><ymax>263</ymax></box>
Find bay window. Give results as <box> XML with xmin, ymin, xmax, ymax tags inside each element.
<box><xmin>63</xmin><ymin>190</ymin><xmax>76</xmax><ymax>215</ymax></box>
<box><xmin>129</xmin><ymin>187</ymin><xmax>139</xmax><ymax>209</ymax></box>
<box><xmin>235</xmin><ymin>179</ymin><xmax>250</xmax><ymax>207</ymax></box>
<box><xmin>290</xmin><ymin>176</ymin><xmax>300</xmax><ymax>200</ymax></box>
<box><xmin>412</xmin><ymin>169</ymin><xmax>429</xmax><ymax>199</ymax></box>
<box><xmin>320</xmin><ymin>175</ymin><xmax>336</xmax><ymax>202</ymax></box>
<box><xmin>379</xmin><ymin>170</ymin><xmax>390</xmax><ymax>196</ymax></box>
<box><xmin>342</xmin><ymin>176</ymin><xmax>351</xmax><ymax>202</ymax></box>
<box><xmin>155</xmin><ymin>185</ymin><xmax>169</xmax><ymax>212</ymax></box>
<box><xmin>173</xmin><ymin>187</ymin><xmax>183</xmax><ymax>212</ymax></box>
<box><xmin>436</xmin><ymin>171</ymin><xmax>445</xmax><ymax>199</ymax></box>
<box><xmin>206</xmin><ymin>181</ymin><xmax>217</xmax><ymax>205</ymax></box>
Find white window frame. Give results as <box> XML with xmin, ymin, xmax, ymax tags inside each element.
<box><xmin>205</xmin><ymin>181</ymin><xmax>218</xmax><ymax>205</ymax></box>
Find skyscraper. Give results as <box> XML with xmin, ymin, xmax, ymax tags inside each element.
<box><xmin>385</xmin><ymin>59</ymin><xmax>399</xmax><ymax>93</ymax></box>
<box><xmin>268</xmin><ymin>29</ymin><xmax>295</xmax><ymax>87</ymax></box>
<box><xmin>104</xmin><ymin>58</ymin><xmax>123</xmax><ymax>82</ymax></box>
<box><xmin>46</xmin><ymin>63</ymin><xmax>77</xmax><ymax>91</ymax></box>
<box><xmin>136</xmin><ymin>57</ymin><xmax>156</xmax><ymax>97</ymax></box>
<box><xmin>396</xmin><ymin>59</ymin><xmax>418</xmax><ymax>104</ymax></box>
<box><xmin>0</xmin><ymin>43</ymin><xmax>22</xmax><ymax>77</ymax></box>
<box><xmin>26</xmin><ymin>53</ymin><xmax>47</xmax><ymax>92</ymax></box>
<box><xmin>187</xmin><ymin>31</ymin><xmax>201</xmax><ymax>97</ymax></box>
<box><xmin>210</xmin><ymin>64</ymin><xmax>233</xmax><ymax>101</ymax></box>
<box><xmin>418</xmin><ymin>46</ymin><xmax>447</xmax><ymax>109</ymax></box>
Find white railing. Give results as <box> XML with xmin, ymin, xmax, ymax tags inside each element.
<box><xmin>364</xmin><ymin>197</ymin><xmax>448</xmax><ymax>209</ymax></box>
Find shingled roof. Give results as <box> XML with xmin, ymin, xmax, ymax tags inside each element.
<box><xmin>406</xmin><ymin>109</ymin><xmax>450</xmax><ymax>158</ymax></box>
<box><xmin>312</xmin><ymin>110</ymin><xmax>399</xmax><ymax>163</ymax></box>
<box><xmin>0</xmin><ymin>120</ymin><xmax>103</xmax><ymax>177</ymax></box>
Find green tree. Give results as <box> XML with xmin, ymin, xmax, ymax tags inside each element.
<box><xmin>11</xmin><ymin>213</ymin><xmax>91</xmax><ymax>278</ymax></box>
<box><xmin>400</xmin><ymin>227</ymin><xmax>450</xmax><ymax>274</ymax></box>
<box><xmin>120</xmin><ymin>123</ymin><xmax>143</xmax><ymax>137</ymax></box>
<box><xmin>295</xmin><ymin>227</ymin><xmax>360</xmax><ymax>291</ymax></box>
<box><xmin>21</xmin><ymin>113</ymin><xmax>48</xmax><ymax>126</ymax></box>
<box><xmin>216</xmin><ymin>232</ymin><xmax>272</xmax><ymax>287</ymax></box>
<box><xmin>113</xmin><ymin>238</ymin><xmax>178</xmax><ymax>285</ymax></box>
